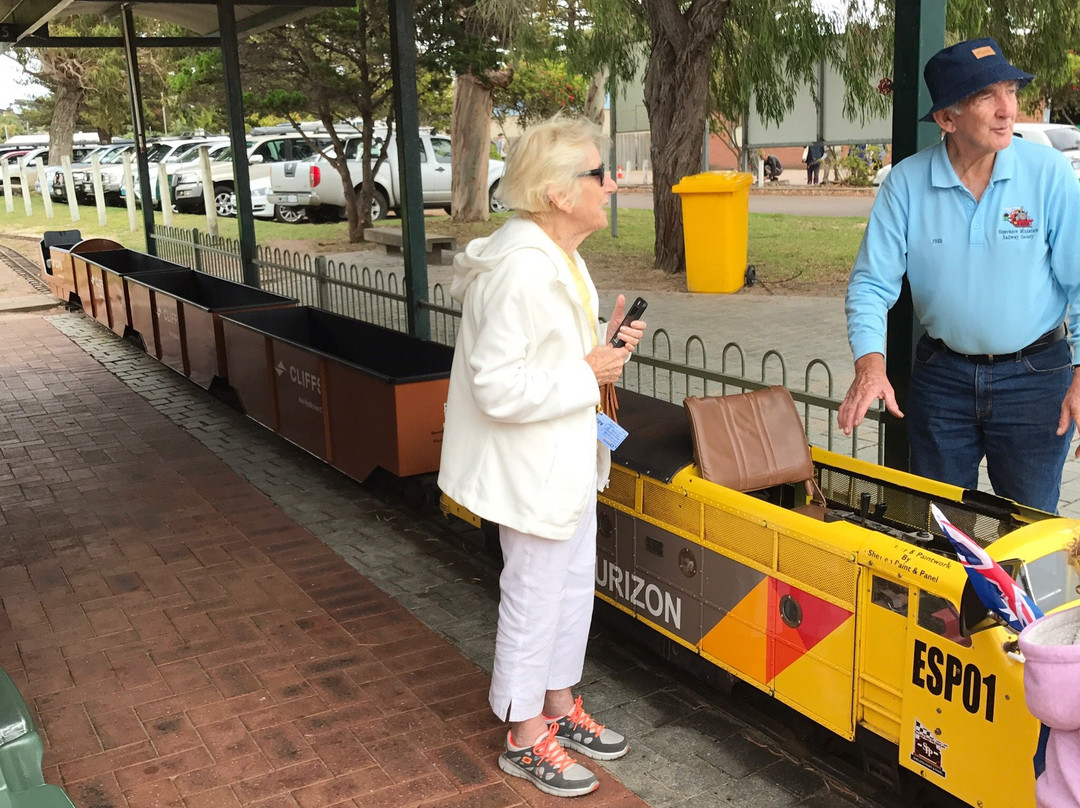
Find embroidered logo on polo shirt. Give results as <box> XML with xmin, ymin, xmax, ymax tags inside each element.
<box><xmin>1003</xmin><ymin>207</ymin><xmax>1033</xmax><ymax>228</ymax></box>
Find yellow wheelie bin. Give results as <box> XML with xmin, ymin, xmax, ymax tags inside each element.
<box><xmin>672</xmin><ymin>171</ymin><xmax>754</xmax><ymax>293</ymax></box>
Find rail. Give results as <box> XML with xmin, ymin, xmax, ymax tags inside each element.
<box><xmin>148</xmin><ymin>225</ymin><xmax>884</xmax><ymax>462</ymax></box>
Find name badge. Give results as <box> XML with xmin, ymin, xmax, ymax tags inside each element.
<box><xmin>596</xmin><ymin>412</ymin><xmax>628</xmax><ymax>451</ymax></box>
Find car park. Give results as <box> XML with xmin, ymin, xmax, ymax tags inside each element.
<box><xmin>171</xmin><ymin>133</ymin><xmax>323</xmax><ymax>216</ymax></box>
<box><xmin>126</xmin><ymin>137</ymin><xmax>228</xmax><ymax>207</ymax></box>
<box><xmin>268</xmin><ymin>129</ymin><xmax>506</xmax><ymax>222</ymax></box>
<box><xmin>41</xmin><ymin>144</ymin><xmax>134</xmax><ymax>203</ymax></box>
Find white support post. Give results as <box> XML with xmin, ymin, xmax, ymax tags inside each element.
<box><xmin>1</xmin><ymin>162</ymin><xmax>11</xmax><ymax>213</ymax></box>
<box><xmin>62</xmin><ymin>156</ymin><xmax>80</xmax><ymax>222</ymax></box>
<box><xmin>158</xmin><ymin>165</ymin><xmax>173</xmax><ymax>226</ymax></box>
<box><xmin>92</xmin><ymin>154</ymin><xmax>107</xmax><ymax>226</ymax></box>
<box><xmin>122</xmin><ymin>153</ymin><xmax>138</xmax><ymax>231</ymax></box>
<box><xmin>199</xmin><ymin>146</ymin><xmax>218</xmax><ymax>237</ymax></box>
<box><xmin>40</xmin><ymin>162</ymin><xmax>54</xmax><ymax>219</ymax></box>
<box><xmin>19</xmin><ymin>158</ymin><xmax>33</xmax><ymax>216</ymax></box>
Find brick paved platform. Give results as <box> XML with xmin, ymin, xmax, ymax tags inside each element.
<box><xmin>0</xmin><ymin>314</ymin><xmax>647</xmax><ymax>808</ymax></box>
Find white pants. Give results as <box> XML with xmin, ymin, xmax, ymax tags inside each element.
<box><xmin>489</xmin><ymin>500</ymin><xmax>597</xmax><ymax>723</ymax></box>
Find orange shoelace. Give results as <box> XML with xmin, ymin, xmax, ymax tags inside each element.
<box><xmin>530</xmin><ymin>723</ymin><xmax>574</xmax><ymax>772</ymax></box>
<box><xmin>565</xmin><ymin>695</ymin><xmax>604</xmax><ymax>735</ymax></box>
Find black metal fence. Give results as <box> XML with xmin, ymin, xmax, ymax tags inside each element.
<box><xmin>150</xmin><ymin>224</ymin><xmax>884</xmax><ymax>461</ymax></box>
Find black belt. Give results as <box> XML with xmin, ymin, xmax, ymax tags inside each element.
<box><xmin>923</xmin><ymin>323</ymin><xmax>1067</xmax><ymax>365</ymax></box>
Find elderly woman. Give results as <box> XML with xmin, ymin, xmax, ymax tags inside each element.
<box><xmin>438</xmin><ymin>117</ymin><xmax>646</xmax><ymax>798</ymax></box>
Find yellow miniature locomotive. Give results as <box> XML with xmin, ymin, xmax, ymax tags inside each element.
<box><xmin>444</xmin><ymin>386</ymin><xmax>1080</xmax><ymax>808</ymax></box>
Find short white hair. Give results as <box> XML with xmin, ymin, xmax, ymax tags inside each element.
<box><xmin>496</xmin><ymin>116</ymin><xmax>608</xmax><ymax>216</ymax></box>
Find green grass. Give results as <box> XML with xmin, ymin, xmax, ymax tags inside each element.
<box><xmin>748</xmin><ymin>213</ymin><xmax>866</xmax><ymax>288</ymax></box>
<box><xmin>0</xmin><ymin>193</ymin><xmax>866</xmax><ymax>292</ymax></box>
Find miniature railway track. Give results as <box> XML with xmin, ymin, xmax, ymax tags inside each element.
<box><xmin>0</xmin><ymin>241</ymin><xmax>52</xmax><ymax>295</ymax></box>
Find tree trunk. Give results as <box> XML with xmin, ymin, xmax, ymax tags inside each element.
<box><xmin>451</xmin><ymin>68</ymin><xmax>511</xmax><ymax>223</ymax></box>
<box><xmin>49</xmin><ymin>81</ymin><xmax>85</xmax><ymax>165</ymax></box>
<box><xmin>641</xmin><ymin>0</ymin><xmax>731</xmax><ymax>273</ymax></box>
<box><xmin>451</xmin><ymin>73</ymin><xmax>493</xmax><ymax>222</ymax></box>
<box><xmin>584</xmin><ymin>69</ymin><xmax>607</xmax><ymax>125</ymax></box>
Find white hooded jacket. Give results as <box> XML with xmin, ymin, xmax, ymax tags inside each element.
<box><xmin>438</xmin><ymin>216</ymin><xmax>610</xmax><ymax>540</ymax></box>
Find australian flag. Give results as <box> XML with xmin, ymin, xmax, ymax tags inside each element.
<box><xmin>930</xmin><ymin>503</ymin><xmax>1042</xmax><ymax>632</ymax></box>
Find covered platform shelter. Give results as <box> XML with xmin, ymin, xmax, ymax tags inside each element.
<box><xmin>0</xmin><ymin>0</ymin><xmax>434</xmax><ymax>338</ymax></box>
<box><xmin>0</xmin><ymin>0</ymin><xmax>948</xmax><ymax>467</ymax></box>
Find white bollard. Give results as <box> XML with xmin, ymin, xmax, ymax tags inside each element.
<box><xmin>199</xmin><ymin>145</ymin><xmax>218</xmax><ymax>237</ymax></box>
<box><xmin>19</xmin><ymin>158</ymin><xmax>33</xmax><ymax>216</ymax></box>
<box><xmin>1</xmin><ymin>161</ymin><xmax>12</xmax><ymax>213</ymax></box>
<box><xmin>92</xmin><ymin>154</ymin><xmax>106</xmax><ymax>226</ymax></box>
<box><xmin>122</xmin><ymin>153</ymin><xmax>137</xmax><ymax>231</ymax></box>
<box><xmin>158</xmin><ymin>165</ymin><xmax>173</xmax><ymax>226</ymax></box>
<box><xmin>62</xmin><ymin>155</ymin><xmax>80</xmax><ymax>222</ymax></box>
<box><xmin>40</xmin><ymin>162</ymin><xmax>54</xmax><ymax>220</ymax></box>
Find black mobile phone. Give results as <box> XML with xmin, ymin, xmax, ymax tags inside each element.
<box><xmin>610</xmin><ymin>297</ymin><xmax>647</xmax><ymax>348</ymax></box>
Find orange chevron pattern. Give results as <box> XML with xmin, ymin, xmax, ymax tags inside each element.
<box><xmin>699</xmin><ymin>578</ymin><xmax>770</xmax><ymax>685</ymax></box>
<box><xmin>699</xmin><ymin>575</ymin><xmax>853</xmax><ymax>687</ymax></box>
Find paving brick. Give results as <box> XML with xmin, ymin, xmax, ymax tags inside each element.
<box><xmin>230</xmin><ymin>759</ymin><xmax>335</xmax><ymax>804</ymax></box>
<box><xmin>87</xmin><ymin>706</ymin><xmax>149</xmax><ymax>750</ymax></box>
<box><xmin>66</xmin><ymin>772</ymin><xmax>129</xmax><ymax>808</ymax></box>
<box><xmin>0</xmin><ymin>313</ymin><xmax>653</xmax><ymax>808</ymax></box>
<box><xmin>172</xmin><ymin>751</ymin><xmax>273</xmax><ymax>797</ymax></box>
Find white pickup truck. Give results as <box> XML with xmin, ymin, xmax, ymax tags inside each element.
<box><xmin>268</xmin><ymin>131</ymin><xmax>507</xmax><ymax>222</ymax></box>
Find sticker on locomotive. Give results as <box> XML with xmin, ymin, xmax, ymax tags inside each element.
<box><xmin>910</xmin><ymin>718</ymin><xmax>948</xmax><ymax>777</ymax></box>
<box><xmin>912</xmin><ymin>639</ymin><xmax>997</xmax><ymax>722</ymax></box>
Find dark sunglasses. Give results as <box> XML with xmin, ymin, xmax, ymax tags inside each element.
<box><xmin>576</xmin><ymin>164</ymin><xmax>605</xmax><ymax>184</ymax></box>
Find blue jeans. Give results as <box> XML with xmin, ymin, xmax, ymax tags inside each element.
<box><xmin>907</xmin><ymin>336</ymin><xmax>1074</xmax><ymax>513</ymax></box>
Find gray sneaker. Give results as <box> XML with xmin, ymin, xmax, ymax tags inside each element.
<box><xmin>551</xmin><ymin>696</ymin><xmax>628</xmax><ymax>760</ymax></box>
<box><xmin>498</xmin><ymin>724</ymin><xmax>599</xmax><ymax>797</ymax></box>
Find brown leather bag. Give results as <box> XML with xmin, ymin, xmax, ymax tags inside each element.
<box><xmin>683</xmin><ymin>386</ymin><xmax>824</xmax><ymax>504</ymax></box>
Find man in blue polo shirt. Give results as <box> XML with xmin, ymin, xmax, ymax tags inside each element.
<box><xmin>839</xmin><ymin>38</ymin><xmax>1080</xmax><ymax>513</ymax></box>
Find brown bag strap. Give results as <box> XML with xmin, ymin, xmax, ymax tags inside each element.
<box><xmin>601</xmin><ymin>383</ymin><xmax>619</xmax><ymax>424</ymax></box>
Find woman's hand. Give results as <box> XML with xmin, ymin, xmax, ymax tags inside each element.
<box><xmin>605</xmin><ymin>293</ymin><xmax>647</xmax><ymax>350</ymax></box>
<box><xmin>585</xmin><ymin>345</ymin><xmax>630</xmax><ymax>386</ymax></box>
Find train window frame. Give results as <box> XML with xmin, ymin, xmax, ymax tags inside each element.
<box><xmin>871</xmin><ymin>575</ymin><xmax>909</xmax><ymax>616</ymax></box>
<box><xmin>917</xmin><ymin>590</ymin><xmax>972</xmax><ymax>648</ymax></box>
<box><xmin>1018</xmin><ymin>549</ymin><xmax>1080</xmax><ymax>615</ymax></box>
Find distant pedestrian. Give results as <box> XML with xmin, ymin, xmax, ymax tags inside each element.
<box><xmin>496</xmin><ymin>132</ymin><xmax>508</xmax><ymax>159</ymax></box>
<box><xmin>803</xmin><ymin>142</ymin><xmax>825</xmax><ymax>185</ymax></box>
<box><xmin>763</xmin><ymin>154</ymin><xmax>782</xmax><ymax>181</ymax></box>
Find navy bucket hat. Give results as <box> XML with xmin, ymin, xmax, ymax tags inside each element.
<box><xmin>921</xmin><ymin>38</ymin><xmax>1034</xmax><ymax>122</ymax></box>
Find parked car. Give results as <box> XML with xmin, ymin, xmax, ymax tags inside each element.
<box><xmin>40</xmin><ymin>144</ymin><xmax>134</xmax><ymax>203</ymax></box>
<box><xmin>171</xmin><ymin>133</ymin><xmax>323</xmax><ymax>217</ymax></box>
<box><xmin>267</xmin><ymin>130</ymin><xmax>507</xmax><ymax>222</ymax></box>
<box><xmin>6</xmin><ymin>147</ymin><xmax>49</xmax><ymax>192</ymax></box>
<box><xmin>873</xmin><ymin>122</ymin><xmax>1080</xmax><ymax>192</ymax></box>
<box><xmin>242</xmin><ymin>176</ymin><xmax>306</xmax><ymax>222</ymax></box>
<box><xmin>128</xmin><ymin>137</ymin><xmax>229</xmax><ymax>207</ymax></box>
<box><xmin>1011</xmin><ymin>123</ymin><xmax>1080</xmax><ymax>177</ymax></box>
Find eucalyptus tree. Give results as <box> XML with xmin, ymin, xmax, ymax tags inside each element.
<box><xmin>417</xmin><ymin>0</ymin><xmax>510</xmax><ymax>223</ymax></box>
<box><xmin>242</xmin><ymin>5</ymin><xmax>397</xmax><ymax>242</ymax></box>
<box><xmin>14</xmin><ymin>16</ymin><xmax>120</xmax><ymax>160</ymax></box>
<box><xmin>829</xmin><ymin>0</ymin><xmax>1080</xmax><ymax>125</ymax></box>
